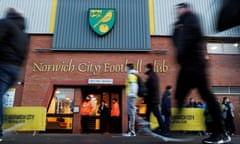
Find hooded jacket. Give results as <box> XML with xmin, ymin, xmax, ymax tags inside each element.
<box><xmin>0</xmin><ymin>12</ymin><xmax>29</xmax><ymax>66</ymax></box>
<box><xmin>145</xmin><ymin>69</ymin><xmax>160</xmax><ymax>104</ymax></box>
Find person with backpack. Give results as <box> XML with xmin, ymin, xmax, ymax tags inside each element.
<box><xmin>144</xmin><ymin>63</ymin><xmax>167</xmax><ymax>135</ymax></box>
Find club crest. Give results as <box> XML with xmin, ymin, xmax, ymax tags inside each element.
<box><xmin>89</xmin><ymin>8</ymin><xmax>115</xmax><ymax>36</ymax></box>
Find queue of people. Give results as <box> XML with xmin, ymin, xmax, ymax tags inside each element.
<box><xmin>79</xmin><ymin>61</ymin><xmax>236</xmax><ymax>140</ymax></box>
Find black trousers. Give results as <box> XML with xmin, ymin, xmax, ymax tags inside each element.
<box><xmin>224</xmin><ymin>117</ymin><xmax>236</xmax><ymax>134</ymax></box>
<box><xmin>175</xmin><ymin>66</ymin><xmax>225</xmax><ymax>133</ymax></box>
<box><xmin>100</xmin><ymin>117</ymin><xmax>108</xmax><ymax>133</ymax></box>
<box><xmin>146</xmin><ymin>104</ymin><xmax>166</xmax><ymax>131</ymax></box>
<box><xmin>110</xmin><ymin>117</ymin><xmax>120</xmax><ymax>132</ymax></box>
<box><xmin>81</xmin><ymin>116</ymin><xmax>89</xmax><ymax>133</ymax></box>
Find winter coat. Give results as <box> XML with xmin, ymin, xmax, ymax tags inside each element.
<box><xmin>145</xmin><ymin>70</ymin><xmax>160</xmax><ymax>104</ymax></box>
<box><xmin>161</xmin><ymin>90</ymin><xmax>171</xmax><ymax>116</ymax></box>
<box><xmin>217</xmin><ymin>0</ymin><xmax>240</xmax><ymax>31</ymax></box>
<box><xmin>223</xmin><ymin>102</ymin><xmax>235</xmax><ymax>119</ymax></box>
<box><xmin>0</xmin><ymin>12</ymin><xmax>29</xmax><ymax>66</ymax></box>
<box><xmin>98</xmin><ymin>104</ymin><xmax>109</xmax><ymax>119</ymax></box>
<box><xmin>172</xmin><ymin>11</ymin><xmax>205</xmax><ymax>68</ymax></box>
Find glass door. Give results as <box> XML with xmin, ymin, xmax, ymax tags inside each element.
<box><xmin>81</xmin><ymin>86</ymin><xmax>122</xmax><ymax>133</ymax></box>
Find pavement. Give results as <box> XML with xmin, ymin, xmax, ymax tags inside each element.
<box><xmin>1</xmin><ymin>133</ymin><xmax>239</xmax><ymax>144</ymax></box>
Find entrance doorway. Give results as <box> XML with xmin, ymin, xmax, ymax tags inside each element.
<box><xmin>45</xmin><ymin>85</ymin><xmax>123</xmax><ymax>133</ymax></box>
<box><xmin>81</xmin><ymin>86</ymin><xmax>122</xmax><ymax>133</ymax></box>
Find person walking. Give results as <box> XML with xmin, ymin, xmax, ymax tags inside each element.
<box><xmin>222</xmin><ymin>97</ymin><xmax>236</xmax><ymax>136</ymax></box>
<box><xmin>110</xmin><ymin>98</ymin><xmax>120</xmax><ymax>133</ymax></box>
<box><xmin>172</xmin><ymin>3</ymin><xmax>231</xmax><ymax>144</ymax></box>
<box><xmin>144</xmin><ymin>63</ymin><xmax>167</xmax><ymax>135</ymax></box>
<box><xmin>122</xmin><ymin>63</ymin><xmax>138</xmax><ymax>137</ymax></box>
<box><xmin>80</xmin><ymin>96</ymin><xmax>94</xmax><ymax>134</ymax></box>
<box><xmin>0</xmin><ymin>8</ymin><xmax>29</xmax><ymax>141</ymax></box>
<box><xmin>97</xmin><ymin>100</ymin><xmax>109</xmax><ymax>133</ymax></box>
<box><xmin>161</xmin><ymin>85</ymin><xmax>172</xmax><ymax>134</ymax></box>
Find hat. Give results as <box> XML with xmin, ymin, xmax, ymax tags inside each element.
<box><xmin>176</xmin><ymin>3</ymin><xmax>189</xmax><ymax>8</ymax></box>
<box><xmin>166</xmin><ymin>85</ymin><xmax>172</xmax><ymax>90</ymax></box>
<box><xmin>6</xmin><ymin>7</ymin><xmax>23</xmax><ymax>16</ymax></box>
<box><xmin>146</xmin><ymin>63</ymin><xmax>153</xmax><ymax>70</ymax></box>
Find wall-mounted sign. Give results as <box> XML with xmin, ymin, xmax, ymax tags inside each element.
<box><xmin>32</xmin><ymin>59</ymin><xmax>169</xmax><ymax>75</ymax></box>
<box><xmin>89</xmin><ymin>8</ymin><xmax>115</xmax><ymax>36</ymax></box>
<box><xmin>88</xmin><ymin>78</ymin><xmax>113</xmax><ymax>84</ymax></box>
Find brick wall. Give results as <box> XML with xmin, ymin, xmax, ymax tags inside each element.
<box><xmin>14</xmin><ymin>36</ymin><xmax>240</xmax><ymax>133</ymax></box>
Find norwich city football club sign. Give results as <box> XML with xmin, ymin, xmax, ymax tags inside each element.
<box><xmin>89</xmin><ymin>8</ymin><xmax>115</xmax><ymax>36</ymax></box>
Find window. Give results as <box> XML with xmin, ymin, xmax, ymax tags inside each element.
<box><xmin>48</xmin><ymin>88</ymin><xmax>74</xmax><ymax>114</ymax></box>
<box><xmin>212</xmin><ymin>86</ymin><xmax>240</xmax><ymax>95</ymax></box>
<box><xmin>207</xmin><ymin>42</ymin><xmax>240</xmax><ymax>54</ymax></box>
<box><xmin>46</xmin><ymin>88</ymin><xmax>74</xmax><ymax>132</ymax></box>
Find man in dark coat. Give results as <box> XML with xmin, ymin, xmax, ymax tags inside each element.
<box><xmin>172</xmin><ymin>3</ymin><xmax>231</xmax><ymax>144</ymax></box>
<box><xmin>144</xmin><ymin>63</ymin><xmax>166</xmax><ymax>134</ymax></box>
<box><xmin>0</xmin><ymin>8</ymin><xmax>29</xmax><ymax>141</ymax></box>
<box><xmin>97</xmin><ymin>100</ymin><xmax>109</xmax><ymax>133</ymax></box>
<box><xmin>161</xmin><ymin>85</ymin><xmax>172</xmax><ymax>133</ymax></box>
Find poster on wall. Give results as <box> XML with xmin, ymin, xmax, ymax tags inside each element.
<box><xmin>3</xmin><ymin>88</ymin><xmax>16</xmax><ymax>107</ymax></box>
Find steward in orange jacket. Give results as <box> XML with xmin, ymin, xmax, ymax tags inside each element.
<box><xmin>110</xmin><ymin>98</ymin><xmax>120</xmax><ymax>132</ymax></box>
<box><xmin>111</xmin><ymin>99</ymin><xmax>120</xmax><ymax>117</ymax></box>
<box><xmin>80</xmin><ymin>96</ymin><xmax>94</xmax><ymax>133</ymax></box>
<box><xmin>80</xmin><ymin>97</ymin><xmax>94</xmax><ymax>116</ymax></box>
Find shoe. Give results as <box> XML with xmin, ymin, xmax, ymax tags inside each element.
<box><xmin>202</xmin><ymin>133</ymin><xmax>231</xmax><ymax>144</ymax></box>
<box><xmin>152</xmin><ymin>128</ymin><xmax>162</xmax><ymax>134</ymax></box>
<box><xmin>122</xmin><ymin>131</ymin><xmax>136</xmax><ymax>137</ymax></box>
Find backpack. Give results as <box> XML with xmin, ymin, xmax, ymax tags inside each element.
<box><xmin>133</xmin><ymin>74</ymin><xmax>146</xmax><ymax>97</ymax></box>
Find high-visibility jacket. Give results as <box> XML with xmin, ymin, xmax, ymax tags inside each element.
<box><xmin>111</xmin><ymin>102</ymin><xmax>120</xmax><ymax>117</ymax></box>
<box><xmin>80</xmin><ymin>100</ymin><xmax>94</xmax><ymax>116</ymax></box>
<box><xmin>126</xmin><ymin>70</ymin><xmax>138</xmax><ymax>98</ymax></box>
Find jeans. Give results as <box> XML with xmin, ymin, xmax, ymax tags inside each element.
<box><xmin>0</xmin><ymin>64</ymin><xmax>20</xmax><ymax>136</ymax></box>
<box><xmin>127</xmin><ymin>97</ymin><xmax>137</xmax><ymax>132</ymax></box>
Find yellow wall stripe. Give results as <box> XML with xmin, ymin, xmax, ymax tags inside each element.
<box><xmin>148</xmin><ymin>0</ymin><xmax>155</xmax><ymax>35</ymax></box>
<box><xmin>49</xmin><ymin>0</ymin><xmax>58</xmax><ymax>33</ymax></box>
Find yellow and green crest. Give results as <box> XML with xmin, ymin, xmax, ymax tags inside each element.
<box><xmin>89</xmin><ymin>8</ymin><xmax>115</xmax><ymax>36</ymax></box>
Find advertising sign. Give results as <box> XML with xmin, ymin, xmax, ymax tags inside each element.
<box><xmin>3</xmin><ymin>107</ymin><xmax>46</xmax><ymax>131</ymax></box>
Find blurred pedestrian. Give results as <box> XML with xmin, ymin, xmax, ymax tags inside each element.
<box><xmin>144</xmin><ymin>63</ymin><xmax>167</xmax><ymax>135</ymax></box>
<box><xmin>161</xmin><ymin>85</ymin><xmax>172</xmax><ymax>134</ymax></box>
<box><xmin>222</xmin><ymin>97</ymin><xmax>236</xmax><ymax>136</ymax></box>
<box><xmin>122</xmin><ymin>63</ymin><xmax>138</xmax><ymax>137</ymax></box>
<box><xmin>172</xmin><ymin>3</ymin><xmax>231</xmax><ymax>144</ymax></box>
<box><xmin>0</xmin><ymin>7</ymin><xmax>29</xmax><ymax>141</ymax></box>
<box><xmin>217</xmin><ymin>0</ymin><xmax>240</xmax><ymax>31</ymax></box>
